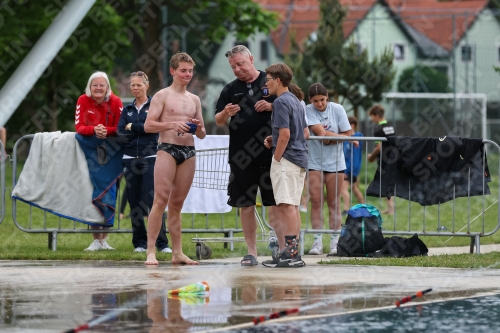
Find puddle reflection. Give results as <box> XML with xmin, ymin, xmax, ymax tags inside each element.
<box><xmin>0</xmin><ymin>284</ymin><xmax>496</xmax><ymax>332</ymax></box>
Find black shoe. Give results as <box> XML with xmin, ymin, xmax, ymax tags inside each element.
<box><xmin>262</xmin><ymin>249</ymin><xmax>306</xmax><ymax>268</ymax></box>
<box><xmin>277</xmin><ymin>253</ymin><xmax>306</xmax><ymax>268</ymax></box>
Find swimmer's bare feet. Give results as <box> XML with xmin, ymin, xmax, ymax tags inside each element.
<box><xmin>172</xmin><ymin>253</ymin><xmax>198</xmax><ymax>265</ymax></box>
<box><xmin>145</xmin><ymin>252</ymin><xmax>159</xmax><ymax>265</ymax></box>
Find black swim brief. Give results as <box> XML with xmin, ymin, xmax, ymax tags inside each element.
<box><xmin>157</xmin><ymin>143</ymin><xmax>196</xmax><ymax>165</ymax></box>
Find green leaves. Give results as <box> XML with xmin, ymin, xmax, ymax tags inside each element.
<box><xmin>105</xmin><ymin>0</ymin><xmax>278</xmax><ymax>90</ymax></box>
<box><xmin>398</xmin><ymin>66</ymin><xmax>450</xmax><ymax>93</ymax></box>
<box><xmin>1</xmin><ymin>1</ymin><xmax>128</xmax><ymax>137</ymax></box>
<box><xmin>2</xmin><ymin>0</ymin><xmax>279</xmax><ymax>135</ymax></box>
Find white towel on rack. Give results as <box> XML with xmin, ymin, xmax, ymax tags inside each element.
<box><xmin>12</xmin><ymin>131</ymin><xmax>105</xmax><ymax>224</ymax></box>
<box><xmin>168</xmin><ymin>135</ymin><xmax>232</xmax><ymax>214</ymax></box>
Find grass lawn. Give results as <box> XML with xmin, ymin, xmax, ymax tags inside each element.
<box><xmin>320</xmin><ymin>252</ymin><xmax>500</xmax><ymax>269</ymax></box>
<box><xmin>1</xmin><ymin>151</ymin><xmax>499</xmax><ymax>268</ymax></box>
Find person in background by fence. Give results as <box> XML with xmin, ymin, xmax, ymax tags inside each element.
<box><xmin>144</xmin><ymin>52</ymin><xmax>206</xmax><ymax>265</ymax></box>
<box><xmin>262</xmin><ymin>63</ymin><xmax>308</xmax><ymax>268</ymax></box>
<box><xmin>288</xmin><ymin>83</ymin><xmax>310</xmax><ymax>214</ymax></box>
<box><xmin>118</xmin><ymin>71</ymin><xmax>171</xmax><ymax>254</ymax></box>
<box><xmin>214</xmin><ymin>45</ymin><xmax>278</xmax><ymax>266</ymax></box>
<box><xmin>341</xmin><ymin>116</ymin><xmax>364</xmax><ymax>215</ymax></box>
<box><xmin>367</xmin><ymin>104</ymin><xmax>395</xmax><ymax>215</ymax></box>
<box><xmin>306</xmin><ymin>83</ymin><xmax>357</xmax><ymax>256</ymax></box>
<box><xmin>75</xmin><ymin>71</ymin><xmax>123</xmax><ymax>251</ymax></box>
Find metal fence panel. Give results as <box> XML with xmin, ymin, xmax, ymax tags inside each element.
<box><xmin>0</xmin><ymin>140</ymin><xmax>5</xmax><ymax>224</ymax></box>
<box><xmin>300</xmin><ymin>136</ymin><xmax>500</xmax><ymax>255</ymax></box>
<box><xmin>10</xmin><ymin>135</ymin><xmax>269</xmax><ymax>251</ymax></box>
<box><xmin>10</xmin><ymin>134</ymin><xmax>500</xmax><ymax>255</ymax></box>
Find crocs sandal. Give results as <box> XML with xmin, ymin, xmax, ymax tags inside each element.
<box><xmin>241</xmin><ymin>254</ymin><xmax>258</xmax><ymax>266</ymax></box>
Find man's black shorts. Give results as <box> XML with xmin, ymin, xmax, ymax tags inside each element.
<box><xmin>227</xmin><ymin>161</ymin><xmax>276</xmax><ymax>207</ymax></box>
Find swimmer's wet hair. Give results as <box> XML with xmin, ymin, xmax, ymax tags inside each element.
<box><xmin>170</xmin><ymin>52</ymin><xmax>196</xmax><ymax>70</ymax></box>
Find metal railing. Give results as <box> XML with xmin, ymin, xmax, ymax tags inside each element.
<box><xmin>10</xmin><ymin>134</ymin><xmax>269</xmax><ymax>251</ymax></box>
<box><xmin>8</xmin><ymin>133</ymin><xmax>499</xmax><ymax>254</ymax></box>
<box><xmin>0</xmin><ymin>140</ymin><xmax>5</xmax><ymax>224</ymax></box>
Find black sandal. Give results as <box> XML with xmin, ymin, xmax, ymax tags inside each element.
<box><xmin>241</xmin><ymin>254</ymin><xmax>258</xmax><ymax>266</ymax></box>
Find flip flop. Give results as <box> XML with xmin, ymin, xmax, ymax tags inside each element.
<box><xmin>241</xmin><ymin>254</ymin><xmax>258</xmax><ymax>266</ymax></box>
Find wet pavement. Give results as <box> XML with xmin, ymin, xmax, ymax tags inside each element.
<box><xmin>1</xmin><ymin>257</ymin><xmax>500</xmax><ymax>332</ymax></box>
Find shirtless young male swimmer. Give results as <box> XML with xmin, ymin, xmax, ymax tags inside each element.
<box><xmin>144</xmin><ymin>52</ymin><xmax>206</xmax><ymax>265</ymax></box>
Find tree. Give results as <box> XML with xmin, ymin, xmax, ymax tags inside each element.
<box><xmin>1</xmin><ymin>0</ymin><xmax>277</xmax><ymax>140</ymax></box>
<box><xmin>106</xmin><ymin>0</ymin><xmax>279</xmax><ymax>92</ymax></box>
<box><xmin>287</xmin><ymin>0</ymin><xmax>396</xmax><ymax>118</ymax></box>
<box><xmin>398</xmin><ymin>66</ymin><xmax>449</xmax><ymax>93</ymax></box>
<box><xmin>1</xmin><ymin>1</ymin><xmax>128</xmax><ymax>143</ymax></box>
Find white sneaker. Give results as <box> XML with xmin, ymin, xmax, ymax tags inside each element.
<box><xmin>133</xmin><ymin>247</ymin><xmax>146</xmax><ymax>253</ymax></box>
<box><xmin>308</xmin><ymin>239</ymin><xmax>323</xmax><ymax>255</ymax></box>
<box><xmin>101</xmin><ymin>238</ymin><xmax>115</xmax><ymax>250</ymax></box>
<box><xmin>84</xmin><ymin>239</ymin><xmax>104</xmax><ymax>251</ymax></box>
<box><xmin>160</xmin><ymin>247</ymin><xmax>172</xmax><ymax>253</ymax></box>
<box><xmin>329</xmin><ymin>238</ymin><xmax>338</xmax><ymax>255</ymax></box>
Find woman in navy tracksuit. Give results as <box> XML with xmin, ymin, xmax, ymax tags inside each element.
<box><xmin>118</xmin><ymin>71</ymin><xmax>171</xmax><ymax>253</ymax></box>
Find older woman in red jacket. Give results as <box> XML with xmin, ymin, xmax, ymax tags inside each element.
<box><xmin>75</xmin><ymin>71</ymin><xmax>123</xmax><ymax>251</ymax></box>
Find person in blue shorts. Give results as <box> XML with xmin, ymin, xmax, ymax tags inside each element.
<box><xmin>341</xmin><ymin>116</ymin><xmax>365</xmax><ymax>215</ymax></box>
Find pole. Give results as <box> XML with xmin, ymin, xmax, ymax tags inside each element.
<box><xmin>452</xmin><ymin>15</ymin><xmax>457</xmax><ymax>132</ymax></box>
<box><xmin>0</xmin><ymin>0</ymin><xmax>97</xmax><ymax>127</ymax></box>
<box><xmin>162</xmin><ymin>5</ymin><xmax>168</xmax><ymax>88</ymax></box>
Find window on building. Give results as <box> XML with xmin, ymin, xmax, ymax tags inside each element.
<box><xmin>260</xmin><ymin>40</ymin><xmax>269</xmax><ymax>61</ymax></box>
<box><xmin>461</xmin><ymin>45</ymin><xmax>472</xmax><ymax>62</ymax></box>
<box><xmin>394</xmin><ymin>44</ymin><xmax>405</xmax><ymax>60</ymax></box>
<box><xmin>234</xmin><ymin>41</ymin><xmax>249</xmax><ymax>50</ymax></box>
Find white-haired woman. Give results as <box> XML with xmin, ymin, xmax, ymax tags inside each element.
<box><xmin>75</xmin><ymin>71</ymin><xmax>123</xmax><ymax>251</ymax></box>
